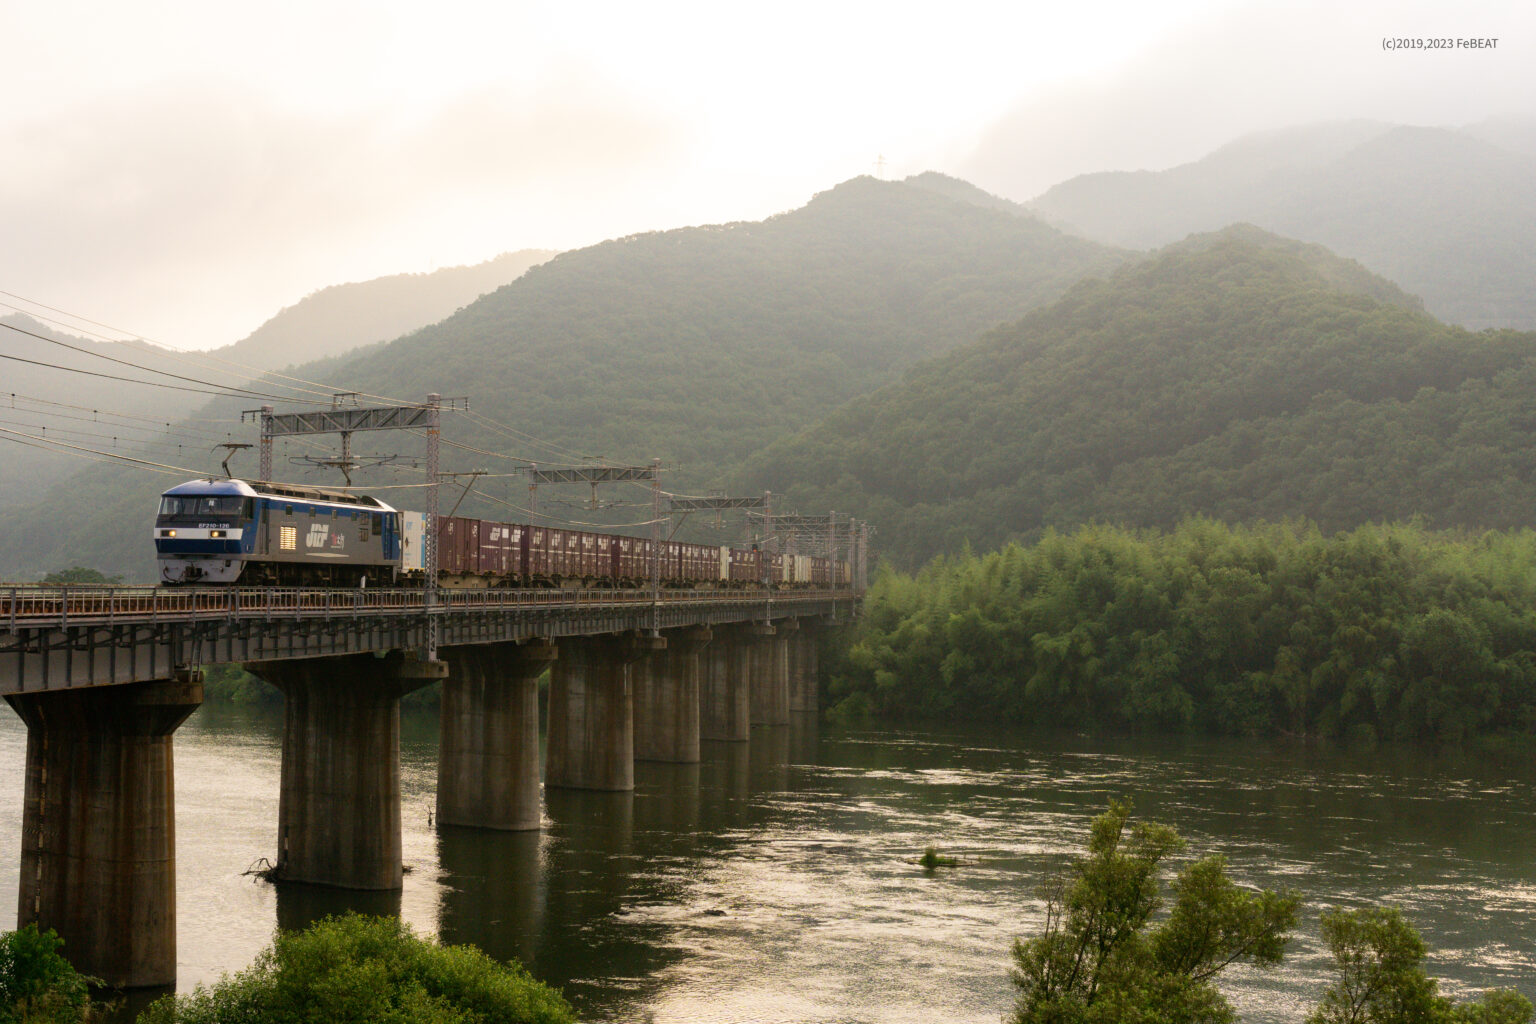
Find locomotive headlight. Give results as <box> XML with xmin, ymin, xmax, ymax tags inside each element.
<box><xmin>210</xmin><ymin>530</ymin><xmax>226</xmax><ymax>538</ymax></box>
<box><xmin>164</xmin><ymin>529</ymin><xmax>177</xmax><ymax>538</ymax></box>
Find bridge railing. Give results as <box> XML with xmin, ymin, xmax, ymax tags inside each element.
<box><xmin>2</xmin><ymin>584</ymin><xmax>853</xmax><ymax>629</ymax></box>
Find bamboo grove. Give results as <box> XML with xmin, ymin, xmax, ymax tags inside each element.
<box><xmin>826</xmin><ymin>520</ymin><xmax>1536</xmax><ymax>744</ymax></box>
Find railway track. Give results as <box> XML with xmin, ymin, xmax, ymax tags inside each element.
<box><xmin>1</xmin><ymin>584</ymin><xmax>848</xmax><ymax>628</ymax></box>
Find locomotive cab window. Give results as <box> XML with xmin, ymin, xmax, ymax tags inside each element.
<box><xmin>158</xmin><ymin>495</ymin><xmax>243</xmax><ymax>517</ymax></box>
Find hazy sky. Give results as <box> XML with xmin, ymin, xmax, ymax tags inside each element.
<box><xmin>1</xmin><ymin>0</ymin><xmax>1530</xmax><ymax>350</ymax></box>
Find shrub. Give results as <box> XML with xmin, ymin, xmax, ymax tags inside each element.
<box><xmin>138</xmin><ymin>914</ymin><xmax>573</xmax><ymax>1024</ymax></box>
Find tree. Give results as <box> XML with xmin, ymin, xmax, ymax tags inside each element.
<box><xmin>38</xmin><ymin>568</ymin><xmax>122</xmax><ymax>586</ymax></box>
<box><xmin>1308</xmin><ymin>906</ymin><xmax>1532</xmax><ymax>1024</ymax></box>
<box><xmin>0</xmin><ymin>925</ymin><xmax>100</xmax><ymax>1024</ymax></box>
<box><xmin>1010</xmin><ymin>801</ymin><xmax>1299</xmax><ymax>1024</ymax></box>
<box><xmin>138</xmin><ymin>913</ymin><xmax>574</xmax><ymax>1024</ymax></box>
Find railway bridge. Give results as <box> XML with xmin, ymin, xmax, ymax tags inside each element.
<box><xmin>0</xmin><ymin>583</ymin><xmax>858</xmax><ymax>988</ymax></box>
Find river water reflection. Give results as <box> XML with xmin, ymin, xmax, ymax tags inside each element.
<box><xmin>1</xmin><ymin>703</ymin><xmax>1532</xmax><ymax>1022</ymax></box>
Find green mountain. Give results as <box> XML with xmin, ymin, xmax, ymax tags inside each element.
<box><xmin>745</xmin><ymin>225</ymin><xmax>1536</xmax><ymax>566</ymax></box>
<box><xmin>1028</xmin><ymin>121</ymin><xmax>1536</xmax><ymax>331</ymax></box>
<box><xmin>0</xmin><ymin>175</ymin><xmax>1124</xmax><ymax>581</ymax></box>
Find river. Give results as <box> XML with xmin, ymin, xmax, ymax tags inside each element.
<box><xmin>1</xmin><ymin>702</ymin><xmax>1532</xmax><ymax>1022</ymax></box>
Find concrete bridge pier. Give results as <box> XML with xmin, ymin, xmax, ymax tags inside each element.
<box><xmin>700</xmin><ymin>624</ymin><xmax>756</xmax><ymax>742</ymax></box>
<box><xmin>547</xmin><ymin>633</ymin><xmax>664</xmax><ymax>791</ymax></box>
<box><xmin>250</xmin><ymin>651</ymin><xmax>447</xmax><ymax>889</ymax></box>
<box><xmin>6</xmin><ymin>674</ymin><xmax>203</xmax><ymax>989</ymax></box>
<box><xmin>438</xmin><ymin>640</ymin><xmax>556</xmax><ymax>830</ymax></box>
<box><xmin>750</xmin><ymin>621</ymin><xmax>790</xmax><ymax>726</ymax></box>
<box><xmin>789</xmin><ymin>619</ymin><xmax>820</xmax><ymax>713</ymax></box>
<box><xmin>635</xmin><ymin>626</ymin><xmax>711</xmax><ymax>763</ymax></box>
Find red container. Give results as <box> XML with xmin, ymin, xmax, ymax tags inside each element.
<box><xmin>439</xmin><ymin>516</ymin><xmax>480</xmax><ymax>574</ymax></box>
<box><xmin>682</xmin><ymin>543</ymin><xmax>705</xmax><ymax>584</ymax></box>
<box><xmin>615</xmin><ymin>536</ymin><xmax>642</xmax><ymax>582</ymax></box>
<box><xmin>552</xmin><ymin>528</ymin><xmax>570</xmax><ymax>578</ymax></box>
<box><xmin>478</xmin><ymin>521</ymin><xmax>519</xmax><ymax>578</ymax></box>
<box><xmin>526</xmin><ymin>527</ymin><xmax>549</xmax><ymax>579</ymax></box>
<box><xmin>579</xmin><ymin>531</ymin><xmax>599</xmax><ymax>579</ymax></box>
<box><xmin>594</xmin><ymin>534</ymin><xmax>614</xmax><ymax>584</ymax></box>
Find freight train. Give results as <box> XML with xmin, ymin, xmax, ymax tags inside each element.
<box><xmin>153</xmin><ymin>477</ymin><xmax>849</xmax><ymax>589</ymax></box>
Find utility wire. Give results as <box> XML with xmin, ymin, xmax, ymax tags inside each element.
<box><xmin>5</xmin><ymin>392</ymin><xmax>243</xmax><ymax>426</ymax></box>
<box><xmin>2</xmin><ymin>393</ymin><xmax>334</xmax><ymax>455</ymax></box>
<box><xmin>0</xmin><ymin>426</ymin><xmax>210</xmax><ymax>475</ymax></box>
<box><xmin>1</xmin><ymin>319</ymin><xmax>325</xmax><ymax>404</ymax></box>
<box><xmin>4</xmin><ymin>291</ymin><xmax>628</xmax><ymax>469</ymax></box>
<box><xmin>0</xmin><ymin>346</ymin><xmax>315</xmax><ymax>403</ymax></box>
<box><xmin>0</xmin><ymin>415</ymin><xmax>238</xmax><ymax>454</ymax></box>
<box><xmin>0</xmin><ymin>408</ymin><xmax>242</xmax><ymax>448</ymax></box>
<box><xmin>0</xmin><ymin>290</ymin><xmax>410</xmax><ymax>406</ymax></box>
<box><xmin>451</xmin><ymin>408</ymin><xmax>603</xmax><ymax>463</ymax></box>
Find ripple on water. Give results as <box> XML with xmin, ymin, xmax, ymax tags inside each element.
<box><xmin>1</xmin><ymin>714</ymin><xmax>1532</xmax><ymax>1023</ymax></box>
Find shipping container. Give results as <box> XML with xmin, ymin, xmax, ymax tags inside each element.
<box><xmin>439</xmin><ymin>516</ymin><xmax>480</xmax><ymax>578</ymax></box>
<box><xmin>401</xmin><ymin>511</ymin><xmax>427</xmax><ymax>574</ymax></box>
<box><xmin>478</xmin><ymin>521</ymin><xmax>520</xmax><ymax>579</ymax></box>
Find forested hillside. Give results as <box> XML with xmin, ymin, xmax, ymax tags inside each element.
<box><xmin>747</xmin><ymin>226</ymin><xmax>1536</xmax><ymax>566</ymax></box>
<box><xmin>1028</xmin><ymin>120</ymin><xmax>1536</xmax><ymax>330</ymax></box>
<box><xmin>0</xmin><ymin>175</ymin><xmax>1123</xmax><ymax>581</ymax></box>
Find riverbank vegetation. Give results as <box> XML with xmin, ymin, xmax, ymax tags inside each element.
<box><xmin>1011</xmin><ymin>802</ymin><xmax>1532</xmax><ymax>1024</ymax></box>
<box><xmin>828</xmin><ymin>519</ymin><xmax>1536</xmax><ymax>745</ymax></box>
<box><xmin>0</xmin><ymin>925</ymin><xmax>104</xmax><ymax>1024</ymax></box>
<box><xmin>136</xmin><ymin>914</ymin><xmax>573</xmax><ymax>1024</ymax></box>
<box><xmin>1011</xmin><ymin>800</ymin><xmax>1299</xmax><ymax>1023</ymax></box>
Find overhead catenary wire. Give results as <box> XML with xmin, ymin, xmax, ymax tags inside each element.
<box><xmin>0</xmin><ymin>346</ymin><xmax>320</xmax><ymax>404</ymax></box>
<box><xmin>4</xmin><ymin>291</ymin><xmax>650</xmax><ymax>478</ymax></box>
<box><xmin>0</xmin><ymin>319</ymin><xmax>333</xmax><ymax>405</ymax></box>
<box><xmin>0</xmin><ymin>294</ymin><xmax>725</xmax><ymax>533</ymax></box>
<box><xmin>5</xmin><ymin>392</ymin><xmax>245</xmax><ymax>427</ymax></box>
<box><xmin>0</xmin><ymin>431</ymin><xmax>178</xmax><ymax>474</ymax></box>
<box><xmin>450</xmin><ymin>408</ymin><xmax>604</xmax><ymax>463</ymax></box>
<box><xmin>2</xmin><ymin>393</ymin><xmax>338</xmax><ymax>456</ymax></box>
<box><xmin>0</xmin><ymin>426</ymin><xmax>213</xmax><ymax>476</ymax></box>
<box><xmin>0</xmin><ymin>290</ymin><xmax>412</xmax><ymax>407</ymax></box>
<box><xmin>0</xmin><ymin>409</ymin><xmax>243</xmax><ymax>449</ymax></box>
<box><xmin>2</xmin><ymin>288</ymin><xmax>631</xmax><ymax>471</ymax></box>
<box><xmin>0</xmin><ymin>415</ymin><xmax>242</xmax><ymax>457</ymax></box>
<box><xmin>440</xmin><ymin>437</ymin><xmax>536</xmax><ymax>465</ymax></box>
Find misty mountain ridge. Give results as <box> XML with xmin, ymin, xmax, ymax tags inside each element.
<box><xmin>0</xmin><ymin>251</ymin><xmax>554</xmax><ymax>509</ymax></box>
<box><xmin>211</xmin><ymin>249</ymin><xmax>554</xmax><ymax>372</ymax></box>
<box><xmin>0</xmin><ymin>174</ymin><xmax>1126</xmax><ymax>580</ymax></box>
<box><xmin>745</xmin><ymin>224</ymin><xmax>1536</xmax><ymax>565</ymax></box>
<box><xmin>1027</xmin><ymin>117</ymin><xmax>1536</xmax><ymax>331</ymax></box>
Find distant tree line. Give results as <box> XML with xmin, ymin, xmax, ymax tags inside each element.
<box><xmin>826</xmin><ymin>519</ymin><xmax>1536</xmax><ymax>746</ymax></box>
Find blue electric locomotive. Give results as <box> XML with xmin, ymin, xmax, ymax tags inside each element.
<box><xmin>154</xmin><ymin>478</ymin><xmax>400</xmax><ymax>586</ymax></box>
